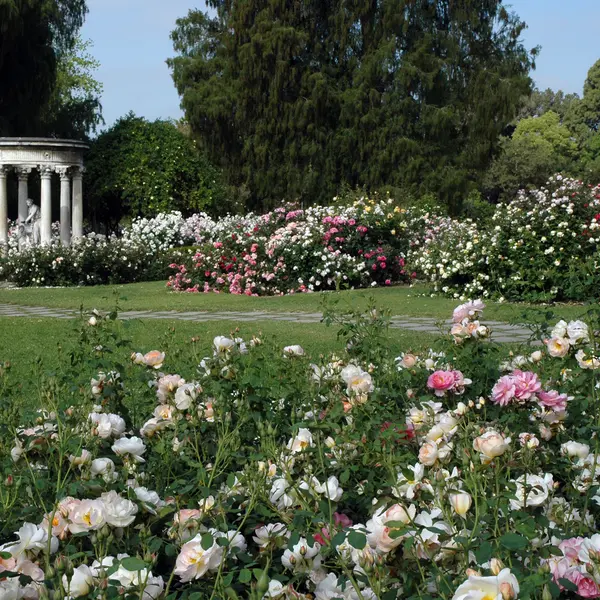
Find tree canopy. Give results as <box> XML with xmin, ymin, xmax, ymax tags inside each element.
<box><xmin>85</xmin><ymin>114</ymin><xmax>224</xmax><ymax>230</ymax></box>
<box><xmin>169</xmin><ymin>0</ymin><xmax>534</xmax><ymax>212</ymax></box>
<box><xmin>40</xmin><ymin>36</ymin><xmax>103</xmax><ymax>139</ymax></box>
<box><xmin>0</xmin><ymin>0</ymin><xmax>88</xmax><ymax>137</ymax></box>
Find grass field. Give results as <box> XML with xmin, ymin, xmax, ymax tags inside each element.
<box><xmin>0</xmin><ymin>315</ymin><xmax>441</xmax><ymax>398</ymax></box>
<box><xmin>0</xmin><ymin>281</ymin><xmax>591</xmax><ymax>322</ymax></box>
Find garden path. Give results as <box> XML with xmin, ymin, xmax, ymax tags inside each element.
<box><xmin>0</xmin><ymin>303</ymin><xmax>534</xmax><ymax>343</ymax></box>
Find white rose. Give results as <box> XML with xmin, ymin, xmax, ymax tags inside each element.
<box><xmin>449</xmin><ymin>492</ymin><xmax>472</xmax><ymax>517</ymax></box>
<box><xmin>341</xmin><ymin>365</ymin><xmax>373</xmax><ymax>395</ymax></box>
<box><xmin>69</xmin><ymin>500</ymin><xmax>106</xmax><ymax>533</ymax></box>
<box><xmin>63</xmin><ymin>565</ymin><xmax>94</xmax><ymax>598</ymax></box>
<box><xmin>546</xmin><ymin>337</ymin><xmax>570</xmax><ymax>358</ymax></box>
<box><xmin>281</xmin><ymin>538</ymin><xmax>321</xmax><ymax>573</ymax></box>
<box><xmin>567</xmin><ymin>320</ymin><xmax>589</xmax><ymax>344</ymax></box>
<box><xmin>418</xmin><ymin>442</ymin><xmax>439</xmax><ymax>466</ymax></box>
<box><xmin>509</xmin><ymin>473</ymin><xmax>553</xmax><ymax>510</ymax></box>
<box><xmin>174</xmin><ymin>383</ymin><xmax>201</xmax><ymax>410</ymax></box>
<box><xmin>287</xmin><ymin>428</ymin><xmax>313</xmax><ymax>453</ymax></box>
<box><xmin>551</xmin><ymin>320</ymin><xmax>568</xmax><ymax>339</ymax></box>
<box><xmin>101</xmin><ymin>490</ymin><xmax>138</xmax><ymax>528</ymax></box>
<box><xmin>283</xmin><ymin>345</ymin><xmax>305</xmax><ymax>356</ymax></box>
<box><xmin>561</xmin><ymin>441</ymin><xmax>590</xmax><ymax>459</ymax></box>
<box><xmin>91</xmin><ymin>457</ymin><xmax>117</xmax><ymax>482</ymax></box>
<box><xmin>315</xmin><ymin>476</ymin><xmax>343</xmax><ymax>502</ymax></box>
<box><xmin>473</xmin><ymin>431</ymin><xmax>510</xmax><ymax>463</ymax></box>
<box><xmin>213</xmin><ymin>336</ymin><xmax>235</xmax><ymax>354</ymax></box>
<box><xmin>69</xmin><ymin>449</ymin><xmax>92</xmax><ymax>468</ymax></box>
<box><xmin>174</xmin><ymin>533</ymin><xmax>223</xmax><ymax>582</ymax></box>
<box><xmin>133</xmin><ymin>487</ymin><xmax>165</xmax><ymax>511</ymax></box>
<box><xmin>112</xmin><ymin>436</ymin><xmax>146</xmax><ymax>463</ymax></box>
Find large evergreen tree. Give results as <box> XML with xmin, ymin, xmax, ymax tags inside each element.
<box><xmin>169</xmin><ymin>0</ymin><xmax>534</xmax><ymax>212</ymax></box>
<box><xmin>0</xmin><ymin>0</ymin><xmax>87</xmax><ymax>136</ymax></box>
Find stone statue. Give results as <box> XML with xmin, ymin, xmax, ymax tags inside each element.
<box><xmin>20</xmin><ymin>198</ymin><xmax>41</xmax><ymax>247</ymax></box>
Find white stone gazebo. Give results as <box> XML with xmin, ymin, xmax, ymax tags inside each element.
<box><xmin>0</xmin><ymin>137</ymin><xmax>88</xmax><ymax>248</ymax></box>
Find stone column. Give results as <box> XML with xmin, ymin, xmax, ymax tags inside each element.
<box><xmin>40</xmin><ymin>166</ymin><xmax>53</xmax><ymax>245</ymax></box>
<box><xmin>17</xmin><ymin>167</ymin><xmax>32</xmax><ymax>223</ymax></box>
<box><xmin>0</xmin><ymin>166</ymin><xmax>8</xmax><ymax>248</ymax></box>
<box><xmin>56</xmin><ymin>167</ymin><xmax>71</xmax><ymax>245</ymax></box>
<box><xmin>72</xmin><ymin>167</ymin><xmax>84</xmax><ymax>240</ymax></box>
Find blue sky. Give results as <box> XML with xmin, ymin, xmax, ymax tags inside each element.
<box><xmin>81</xmin><ymin>0</ymin><xmax>600</xmax><ymax>128</ymax></box>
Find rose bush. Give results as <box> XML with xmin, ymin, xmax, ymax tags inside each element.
<box><xmin>411</xmin><ymin>176</ymin><xmax>600</xmax><ymax>302</ymax></box>
<box><xmin>2</xmin><ymin>300</ymin><xmax>600</xmax><ymax>598</ymax></box>
<box><xmin>167</xmin><ymin>198</ymin><xmax>432</xmax><ymax>295</ymax></box>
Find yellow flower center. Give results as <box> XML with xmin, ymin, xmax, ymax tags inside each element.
<box><xmin>83</xmin><ymin>511</ymin><xmax>92</xmax><ymax>526</ymax></box>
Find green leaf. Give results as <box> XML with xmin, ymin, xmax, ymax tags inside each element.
<box><xmin>347</xmin><ymin>530</ymin><xmax>367</xmax><ymax>550</ymax></box>
<box><xmin>239</xmin><ymin>569</ymin><xmax>252</xmax><ymax>584</ymax></box>
<box><xmin>474</xmin><ymin>540</ymin><xmax>492</xmax><ymax>564</ymax></box>
<box><xmin>201</xmin><ymin>533</ymin><xmax>214</xmax><ymax>550</ymax></box>
<box><xmin>499</xmin><ymin>533</ymin><xmax>528</xmax><ymax>550</ymax></box>
<box><xmin>558</xmin><ymin>578</ymin><xmax>578</xmax><ymax>592</ymax></box>
<box><xmin>120</xmin><ymin>557</ymin><xmax>147</xmax><ymax>571</ymax></box>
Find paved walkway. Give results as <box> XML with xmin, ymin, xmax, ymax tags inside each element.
<box><xmin>0</xmin><ymin>303</ymin><xmax>534</xmax><ymax>343</ymax></box>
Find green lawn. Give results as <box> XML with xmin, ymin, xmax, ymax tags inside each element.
<box><xmin>0</xmin><ymin>316</ymin><xmax>438</xmax><ymax>392</ymax></box>
<box><xmin>0</xmin><ymin>281</ymin><xmax>591</xmax><ymax>322</ymax></box>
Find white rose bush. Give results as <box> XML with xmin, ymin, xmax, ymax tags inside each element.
<box><xmin>2</xmin><ymin>299</ymin><xmax>600</xmax><ymax>598</ymax></box>
<box><xmin>411</xmin><ymin>176</ymin><xmax>600</xmax><ymax>302</ymax></box>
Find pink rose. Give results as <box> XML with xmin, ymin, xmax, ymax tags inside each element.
<box><xmin>538</xmin><ymin>390</ymin><xmax>568</xmax><ymax>412</ymax></box>
<box><xmin>491</xmin><ymin>376</ymin><xmax>516</xmax><ymax>406</ymax></box>
<box><xmin>427</xmin><ymin>371</ymin><xmax>456</xmax><ymax>396</ymax></box>
<box><xmin>558</xmin><ymin>537</ymin><xmax>585</xmax><ymax>561</ymax></box>
<box><xmin>512</xmin><ymin>370</ymin><xmax>541</xmax><ymax>401</ymax></box>
<box><xmin>334</xmin><ymin>512</ymin><xmax>353</xmax><ymax>528</ymax></box>
<box><xmin>452</xmin><ymin>300</ymin><xmax>485</xmax><ymax>323</ymax></box>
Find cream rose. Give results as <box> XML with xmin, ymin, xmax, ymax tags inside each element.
<box><xmin>473</xmin><ymin>431</ymin><xmax>510</xmax><ymax>464</ymax></box>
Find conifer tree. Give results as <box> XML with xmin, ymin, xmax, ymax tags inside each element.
<box><xmin>169</xmin><ymin>0</ymin><xmax>534</xmax><ymax>212</ymax></box>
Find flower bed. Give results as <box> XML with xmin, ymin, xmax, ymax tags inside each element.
<box><xmin>411</xmin><ymin>176</ymin><xmax>600</xmax><ymax>302</ymax></box>
<box><xmin>2</xmin><ymin>301</ymin><xmax>600</xmax><ymax>598</ymax></box>
<box><xmin>0</xmin><ymin>213</ymin><xmax>196</xmax><ymax>287</ymax></box>
<box><xmin>167</xmin><ymin>199</ymin><xmax>434</xmax><ymax>295</ymax></box>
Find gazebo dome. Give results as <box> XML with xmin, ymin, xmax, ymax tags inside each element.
<box><xmin>0</xmin><ymin>137</ymin><xmax>89</xmax><ymax>247</ymax></box>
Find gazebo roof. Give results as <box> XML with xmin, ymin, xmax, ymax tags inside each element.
<box><xmin>0</xmin><ymin>137</ymin><xmax>89</xmax><ymax>150</ymax></box>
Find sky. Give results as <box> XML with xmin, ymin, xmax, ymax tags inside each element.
<box><xmin>80</xmin><ymin>0</ymin><xmax>600</xmax><ymax>129</ymax></box>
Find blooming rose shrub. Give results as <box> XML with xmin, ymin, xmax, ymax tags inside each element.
<box><xmin>0</xmin><ymin>212</ymin><xmax>196</xmax><ymax>287</ymax></box>
<box><xmin>412</xmin><ymin>176</ymin><xmax>600</xmax><ymax>302</ymax></box>
<box><xmin>167</xmin><ymin>199</ymin><xmax>432</xmax><ymax>295</ymax></box>
<box><xmin>2</xmin><ymin>301</ymin><xmax>600</xmax><ymax>598</ymax></box>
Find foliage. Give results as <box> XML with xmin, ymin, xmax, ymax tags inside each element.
<box><xmin>0</xmin><ymin>0</ymin><xmax>87</xmax><ymax>136</ymax></box>
<box><xmin>169</xmin><ymin>1</ymin><xmax>534</xmax><ymax>212</ymax></box>
<box><xmin>39</xmin><ymin>35</ymin><xmax>104</xmax><ymax>139</ymax></box>
<box><xmin>85</xmin><ymin>114</ymin><xmax>224</xmax><ymax>228</ymax></box>
<box><xmin>412</xmin><ymin>175</ymin><xmax>600</xmax><ymax>302</ymax></box>
<box><xmin>2</xmin><ymin>300</ymin><xmax>600</xmax><ymax>599</ymax></box>
<box><xmin>516</xmin><ymin>88</ymin><xmax>580</xmax><ymax>122</ymax></box>
<box><xmin>483</xmin><ymin>113</ymin><xmax>576</xmax><ymax>202</ymax></box>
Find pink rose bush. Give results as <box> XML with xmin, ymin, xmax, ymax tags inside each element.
<box><xmin>167</xmin><ymin>198</ymin><xmax>431</xmax><ymax>295</ymax></box>
<box><xmin>2</xmin><ymin>301</ymin><xmax>600</xmax><ymax>598</ymax></box>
